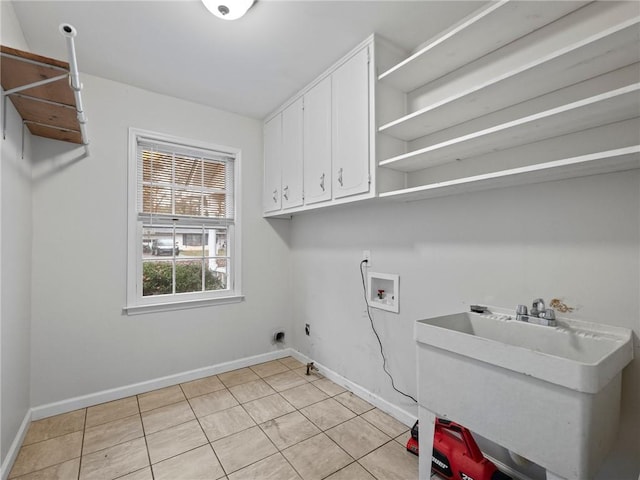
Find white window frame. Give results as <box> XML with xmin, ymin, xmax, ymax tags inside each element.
<box><xmin>124</xmin><ymin>128</ymin><xmax>243</xmax><ymax>315</ymax></box>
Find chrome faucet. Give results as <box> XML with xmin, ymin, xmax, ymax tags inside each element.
<box><xmin>531</xmin><ymin>298</ymin><xmax>545</xmax><ymax>317</ymax></box>
<box><xmin>515</xmin><ymin>299</ymin><xmax>557</xmax><ymax>326</ymax></box>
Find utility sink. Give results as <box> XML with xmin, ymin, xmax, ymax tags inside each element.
<box><xmin>416</xmin><ymin>310</ymin><xmax>633</xmax><ymax>394</ymax></box>
<box><xmin>415</xmin><ymin>309</ymin><xmax>633</xmax><ymax>480</ymax></box>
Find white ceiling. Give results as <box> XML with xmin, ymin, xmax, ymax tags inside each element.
<box><xmin>11</xmin><ymin>0</ymin><xmax>484</xmax><ymax>120</ymax></box>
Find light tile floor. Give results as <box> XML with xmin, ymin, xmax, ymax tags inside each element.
<box><xmin>9</xmin><ymin>357</ymin><xmax>421</xmax><ymax>480</ymax></box>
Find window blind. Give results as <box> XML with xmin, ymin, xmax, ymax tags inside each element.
<box><xmin>136</xmin><ymin>138</ymin><xmax>234</xmax><ymax>225</ymax></box>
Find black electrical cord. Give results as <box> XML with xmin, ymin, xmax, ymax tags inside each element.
<box><xmin>359</xmin><ymin>260</ymin><xmax>417</xmax><ymax>403</ymax></box>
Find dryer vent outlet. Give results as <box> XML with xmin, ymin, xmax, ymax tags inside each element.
<box><xmin>273</xmin><ymin>330</ymin><xmax>285</xmax><ymax>343</ymax></box>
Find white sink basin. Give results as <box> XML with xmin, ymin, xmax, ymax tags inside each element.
<box><xmin>415</xmin><ymin>308</ymin><xmax>633</xmax><ymax>480</ymax></box>
<box><xmin>416</xmin><ymin>310</ymin><xmax>633</xmax><ymax>394</ymax></box>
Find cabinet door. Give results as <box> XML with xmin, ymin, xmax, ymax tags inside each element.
<box><xmin>332</xmin><ymin>46</ymin><xmax>370</xmax><ymax>199</ymax></box>
<box><xmin>281</xmin><ymin>98</ymin><xmax>304</xmax><ymax>209</ymax></box>
<box><xmin>263</xmin><ymin>114</ymin><xmax>282</xmax><ymax>213</ymax></box>
<box><xmin>304</xmin><ymin>76</ymin><xmax>332</xmax><ymax>204</ymax></box>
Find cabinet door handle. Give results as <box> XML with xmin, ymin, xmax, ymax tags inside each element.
<box><xmin>338</xmin><ymin>168</ymin><xmax>343</xmax><ymax>187</ymax></box>
<box><xmin>272</xmin><ymin>189</ymin><xmax>278</xmax><ymax>203</ymax></box>
<box><xmin>283</xmin><ymin>185</ymin><xmax>289</xmax><ymax>201</ymax></box>
<box><xmin>320</xmin><ymin>173</ymin><xmax>325</xmax><ymax>192</ymax></box>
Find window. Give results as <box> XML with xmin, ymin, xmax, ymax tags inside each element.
<box><xmin>126</xmin><ymin>128</ymin><xmax>242</xmax><ymax>314</ymax></box>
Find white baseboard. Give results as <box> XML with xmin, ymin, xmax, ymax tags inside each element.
<box><xmin>31</xmin><ymin>347</ymin><xmax>417</xmax><ymax>427</ymax></box>
<box><xmin>31</xmin><ymin>349</ymin><xmax>291</xmax><ymax>420</ymax></box>
<box><xmin>287</xmin><ymin>351</ymin><xmax>418</xmax><ymax>428</ymax></box>
<box><xmin>1</xmin><ymin>409</ymin><xmax>31</xmax><ymax>480</ymax></box>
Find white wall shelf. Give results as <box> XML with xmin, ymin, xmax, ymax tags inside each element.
<box><xmin>374</xmin><ymin>1</ymin><xmax>640</xmax><ymax>204</ymax></box>
<box><xmin>379</xmin><ymin>147</ymin><xmax>640</xmax><ymax>203</ymax></box>
<box><xmin>378</xmin><ymin>20</ymin><xmax>640</xmax><ymax>142</ymax></box>
<box><xmin>379</xmin><ymin>84</ymin><xmax>640</xmax><ymax>173</ymax></box>
<box><xmin>377</xmin><ymin>0</ymin><xmax>589</xmax><ymax>93</ymax></box>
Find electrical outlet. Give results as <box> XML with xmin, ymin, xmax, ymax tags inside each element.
<box><xmin>363</xmin><ymin>250</ymin><xmax>371</xmax><ymax>264</ymax></box>
<box><xmin>305</xmin><ymin>323</ymin><xmax>310</xmax><ymax>336</ymax></box>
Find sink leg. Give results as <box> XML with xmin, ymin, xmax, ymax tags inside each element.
<box><xmin>418</xmin><ymin>407</ymin><xmax>436</xmax><ymax>480</ymax></box>
<box><xmin>546</xmin><ymin>471</ymin><xmax>568</xmax><ymax>480</ymax></box>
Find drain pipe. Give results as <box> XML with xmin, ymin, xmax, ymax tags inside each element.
<box><xmin>306</xmin><ymin>362</ymin><xmax>318</xmax><ymax>376</ymax></box>
<box><xmin>59</xmin><ymin>23</ymin><xmax>89</xmax><ymax>155</ymax></box>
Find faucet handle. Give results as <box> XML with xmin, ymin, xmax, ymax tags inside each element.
<box><xmin>516</xmin><ymin>304</ymin><xmax>529</xmax><ymax>322</ymax></box>
<box><xmin>541</xmin><ymin>308</ymin><xmax>557</xmax><ymax>326</ymax></box>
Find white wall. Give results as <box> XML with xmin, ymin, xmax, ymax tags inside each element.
<box><xmin>290</xmin><ymin>171</ymin><xmax>640</xmax><ymax>479</ymax></box>
<box><xmin>29</xmin><ymin>74</ymin><xmax>292</xmax><ymax>407</ymax></box>
<box><xmin>0</xmin><ymin>0</ymin><xmax>33</xmax><ymax>465</ymax></box>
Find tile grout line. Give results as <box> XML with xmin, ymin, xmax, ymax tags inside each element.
<box><xmin>280</xmin><ymin>430</ymin><xmax>354</xmax><ymax>480</ymax></box>
<box><xmin>308</xmin><ymin>406</ymin><xmax>394</xmax><ymax>480</ymax></box>
<box><xmin>234</xmin><ymin>416</ymin><xmax>284</xmax><ymax>477</ymax></box>
<box><xmin>316</xmin><ymin>396</ymin><xmax>411</xmax><ymax>480</ymax></box>
<box><xmin>319</xmin><ymin>459</ymin><xmax>360</xmax><ymax>480</ymax></box>
<box><xmin>295</xmin><ymin>394</ymin><xmax>362</xmax><ymax>435</ymax></box>
<box><xmin>76</xmin><ymin>408</ymin><xmax>88</xmax><ymax>480</ymax></box>
<box><xmin>65</xmin><ymin>412</ymin><xmax>150</xmax><ymax>465</ymax></box>
<box><xmin>276</xmin><ymin>431</ymin><xmax>316</xmax><ymax>480</ymax></box>
<box><xmin>8</xmin><ymin>412</ymin><xmax>88</xmax><ymax>480</ymax></box>
<box><xmin>141</xmin><ymin>415</ymin><xmax>194</xmax><ymax>437</ymax></box>
<box><xmin>268</xmin><ymin>358</ymin><xmax>309</xmax><ymax>479</ymax></box>
<box><xmin>136</xmin><ymin>395</ymin><xmax>155</xmax><ymax>480</ymax></box>
<box><xmin>179</xmin><ymin>381</ymin><xmax>229</xmax><ymax>479</ymax></box>
<box><xmin>213</xmin><ymin>369</ymin><xmax>291</xmax><ymax>477</ymax></box>
<box><xmin>357</xmin><ymin>437</ymin><xmax>411</xmax><ymax>480</ymax></box>
<box><xmin>83</xmin><ymin>410</ymin><xmax>140</xmax><ymax>430</ymax></box>
<box><xmin>224</xmin><ymin>359</ymin><xmax>308</xmax><ymax>479</ymax></box>
<box><xmin>138</xmin><ymin>393</ymin><xmax>185</xmax><ymax>416</ymax></box>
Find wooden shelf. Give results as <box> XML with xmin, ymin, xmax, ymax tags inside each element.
<box><xmin>1</xmin><ymin>45</ymin><xmax>83</xmax><ymax>144</ymax></box>
<box><xmin>379</xmin><ymin>84</ymin><xmax>640</xmax><ymax>173</ymax></box>
<box><xmin>379</xmin><ymin>147</ymin><xmax>640</xmax><ymax>202</ymax></box>
<box><xmin>379</xmin><ymin>21</ymin><xmax>640</xmax><ymax>142</ymax></box>
<box><xmin>377</xmin><ymin>0</ymin><xmax>589</xmax><ymax>93</ymax></box>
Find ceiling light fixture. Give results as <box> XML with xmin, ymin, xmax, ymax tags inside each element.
<box><xmin>202</xmin><ymin>0</ymin><xmax>255</xmax><ymax>20</ymax></box>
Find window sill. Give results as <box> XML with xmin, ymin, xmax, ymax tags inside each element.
<box><xmin>123</xmin><ymin>294</ymin><xmax>244</xmax><ymax>316</ymax></box>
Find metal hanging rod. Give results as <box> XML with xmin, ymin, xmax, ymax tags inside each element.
<box><xmin>59</xmin><ymin>23</ymin><xmax>89</xmax><ymax>155</ymax></box>
<box><xmin>1</xmin><ymin>23</ymin><xmax>90</xmax><ymax>156</ymax></box>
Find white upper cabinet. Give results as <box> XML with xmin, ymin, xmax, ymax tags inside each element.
<box><xmin>332</xmin><ymin>46</ymin><xmax>371</xmax><ymax>199</ymax></box>
<box><xmin>281</xmin><ymin>98</ymin><xmax>304</xmax><ymax>209</ymax></box>
<box><xmin>263</xmin><ymin>114</ymin><xmax>282</xmax><ymax>213</ymax></box>
<box><xmin>263</xmin><ymin>38</ymin><xmax>377</xmax><ymax>217</ymax></box>
<box><xmin>303</xmin><ymin>76</ymin><xmax>332</xmax><ymax>205</ymax></box>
